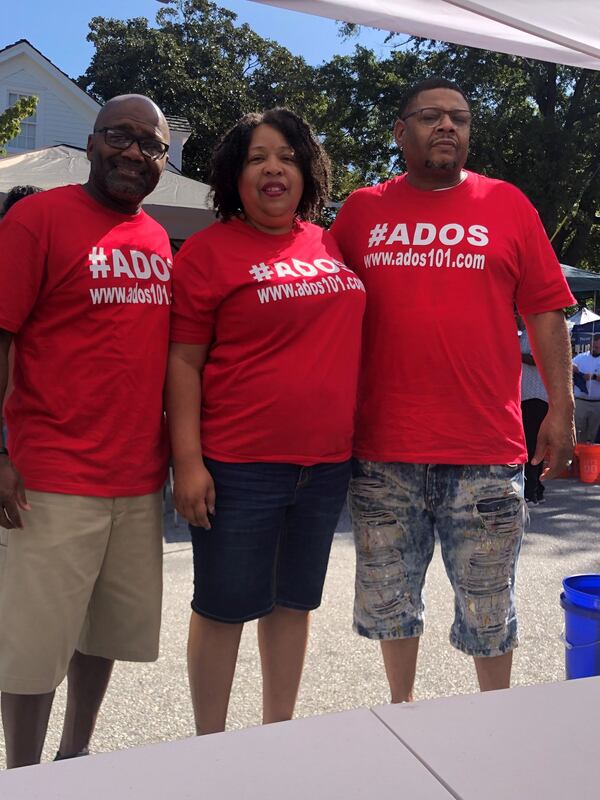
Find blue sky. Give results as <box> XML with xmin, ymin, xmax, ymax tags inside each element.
<box><xmin>3</xmin><ymin>0</ymin><xmax>395</xmax><ymax>79</ymax></box>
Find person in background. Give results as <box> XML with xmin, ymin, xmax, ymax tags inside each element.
<box><xmin>167</xmin><ymin>108</ymin><xmax>365</xmax><ymax>734</ymax></box>
<box><xmin>573</xmin><ymin>333</ymin><xmax>600</xmax><ymax>442</ymax></box>
<box><xmin>518</xmin><ymin>313</ymin><xmax>549</xmax><ymax>504</ymax></box>
<box><xmin>0</xmin><ymin>185</ymin><xmax>43</xmax><ymax>218</ymax></box>
<box><xmin>1</xmin><ymin>185</ymin><xmax>43</xmax><ymax>431</ymax></box>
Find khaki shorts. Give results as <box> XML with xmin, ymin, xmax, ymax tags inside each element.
<box><xmin>0</xmin><ymin>490</ymin><xmax>163</xmax><ymax>694</ymax></box>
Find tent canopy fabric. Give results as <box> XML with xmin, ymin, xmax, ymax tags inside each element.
<box><xmin>252</xmin><ymin>1</ymin><xmax>600</xmax><ymax>70</ymax></box>
<box><xmin>570</xmin><ymin>320</ymin><xmax>600</xmax><ymax>345</ymax></box>
<box><xmin>561</xmin><ymin>264</ymin><xmax>600</xmax><ymax>296</ymax></box>
<box><xmin>0</xmin><ymin>145</ymin><xmax>215</xmax><ymax>240</ymax></box>
<box><xmin>566</xmin><ymin>306</ymin><xmax>600</xmax><ymax>329</ymax></box>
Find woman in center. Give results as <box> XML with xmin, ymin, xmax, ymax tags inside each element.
<box><xmin>167</xmin><ymin>108</ymin><xmax>365</xmax><ymax>734</ymax></box>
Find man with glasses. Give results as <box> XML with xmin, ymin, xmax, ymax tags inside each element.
<box><xmin>332</xmin><ymin>77</ymin><xmax>575</xmax><ymax>701</ymax></box>
<box><xmin>0</xmin><ymin>95</ymin><xmax>171</xmax><ymax>767</ymax></box>
<box><xmin>573</xmin><ymin>333</ymin><xmax>600</xmax><ymax>442</ymax></box>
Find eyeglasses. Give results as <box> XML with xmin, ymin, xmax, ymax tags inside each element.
<box><xmin>94</xmin><ymin>127</ymin><xmax>169</xmax><ymax>160</ymax></box>
<box><xmin>401</xmin><ymin>107</ymin><xmax>472</xmax><ymax>128</ymax></box>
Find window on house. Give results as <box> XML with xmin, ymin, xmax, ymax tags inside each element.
<box><xmin>7</xmin><ymin>92</ymin><xmax>37</xmax><ymax>150</ymax></box>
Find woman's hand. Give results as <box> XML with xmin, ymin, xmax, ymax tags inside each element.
<box><xmin>166</xmin><ymin>342</ymin><xmax>212</xmax><ymax>528</ymax></box>
<box><xmin>173</xmin><ymin>461</ymin><xmax>216</xmax><ymax>530</ymax></box>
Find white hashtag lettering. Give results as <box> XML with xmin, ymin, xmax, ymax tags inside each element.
<box><xmin>88</xmin><ymin>246</ymin><xmax>111</xmax><ymax>279</ymax></box>
<box><xmin>367</xmin><ymin>223</ymin><xmax>388</xmax><ymax>248</ymax></box>
<box><xmin>249</xmin><ymin>262</ymin><xmax>274</xmax><ymax>282</ymax></box>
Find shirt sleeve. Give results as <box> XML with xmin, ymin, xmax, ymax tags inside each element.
<box><xmin>320</xmin><ymin>228</ymin><xmax>346</xmax><ymax>263</ymax></box>
<box><xmin>330</xmin><ymin>192</ymin><xmax>360</xmax><ymax>267</ymax></box>
<box><xmin>170</xmin><ymin>234</ymin><xmax>219</xmax><ymax>344</ymax></box>
<box><xmin>513</xmin><ymin>192</ymin><xmax>575</xmax><ymax>314</ymax></box>
<box><xmin>0</xmin><ymin>216</ymin><xmax>47</xmax><ymax>334</ymax></box>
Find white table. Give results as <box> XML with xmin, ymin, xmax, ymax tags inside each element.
<box><xmin>0</xmin><ymin>707</ymin><xmax>453</xmax><ymax>800</ymax></box>
<box><xmin>374</xmin><ymin>676</ymin><xmax>600</xmax><ymax>800</ymax></box>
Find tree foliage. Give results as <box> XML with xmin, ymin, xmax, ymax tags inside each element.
<box><xmin>312</xmin><ymin>47</ymin><xmax>422</xmax><ymax>200</ymax></box>
<box><xmin>78</xmin><ymin>2</ymin><xmax>600</xmax><ymax>266</ymax></box>
<box><xmin>0</xmin><ymin>95</ymin><xmax>38</xmax><ymax>156</ymax></box>
<box><xmin>77</xmin><ymin>0</ymin><xmax>318</xmax><ymax>181</ymax></box>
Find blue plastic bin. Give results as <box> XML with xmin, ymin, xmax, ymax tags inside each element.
<box><xmin>560</xmin><ymin>585</ymin><xmax>600</xmax><ymax>679</ymax></box>
<box><xmin>563</xmin><ymin>574</ymin><xmax>600</xmax><ymax>610</ymax></box>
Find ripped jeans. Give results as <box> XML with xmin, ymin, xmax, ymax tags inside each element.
<box><xmin>349</xmin><ymin>460</ymin><xmax>525</xmax><ymax>657</ymax></box>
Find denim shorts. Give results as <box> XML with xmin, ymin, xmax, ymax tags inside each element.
<box><xmin>189</xmin><ymin>458</ymin><xmax>351</xmax><ymax>624</ymax></box>
<box><xmin>348</xmin><ymin>460</ymin><xmax>525</xmax><ymax>657</ymax></box>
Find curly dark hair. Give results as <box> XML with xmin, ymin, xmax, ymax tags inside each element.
<box><xmin>209</xmin><ymin>108</ymin><xmax>331</xmax><ymax>223</ymax></box>
<box><xmin>0</xmin><ymin>185</ymin><xmax>43</xmax><ymax>218</ymax></box>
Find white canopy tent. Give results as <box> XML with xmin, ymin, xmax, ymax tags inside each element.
<box><xmin>566</xmin><ymin>307</ymin><xmax>600</xmax><ymax>329</ymax></box>
<box><xmin>0</xmin><ymin>145</ymin><xmax>215</xmax><ymax>240</ymax></box>
<box><xmin>252</xmin><ymin>0</ymin><xmax>600</xmax><ymax>70</ymax></box>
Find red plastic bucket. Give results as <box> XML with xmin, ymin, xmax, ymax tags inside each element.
<box><xmin>575</xmin><ymin>444</ymin><xmax>600</xmax><ymax>483</ymax></box>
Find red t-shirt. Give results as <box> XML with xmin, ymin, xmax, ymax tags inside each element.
<box><xmin>171</xmin><ymin>217</ymin><xmax>366</xmax><ymax>464</ymax></box>
<box><xmin>0</xmin><ymin>185</ymin><xmax>172</xmax><ymax>496</ymax></box>
<box><xmin>331</xmin><ymin>172</ymin><xmax>575</xmax><ymax>464</ymax></box>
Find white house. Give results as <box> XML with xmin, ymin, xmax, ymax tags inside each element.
<box><xmin>0</xmin><ymin>39</ymin><xmax>191</xmax><ymax>171</ymax></box>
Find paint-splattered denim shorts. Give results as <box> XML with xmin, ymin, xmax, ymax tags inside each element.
<box><xmin>348</xmin><ymin>460</ymin><xmax>525</xmax><ymax>657</ymax></box>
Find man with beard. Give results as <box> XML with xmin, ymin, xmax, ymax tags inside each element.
<box><xmin>331</xmin><ymin>77</ymin><xmax>575</xmax><ymax>702</ymax></box>
<box><xmin>0</xmin><ymin>95</ymin><xmax>171</xmax><ymax>767</ymax></box>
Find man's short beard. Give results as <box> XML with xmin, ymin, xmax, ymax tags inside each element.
<box><xmin>425</xmin><ymin>159</ymin><xmax>458</xmax><ymax>170</ymax></box>
<box><xmin>105</xmin><ymin>172</ymin><xmax>147</xmax><ymax>200</ymax></box>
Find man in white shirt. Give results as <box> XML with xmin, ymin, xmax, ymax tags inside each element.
<box><xmin>573</xmin><ymin>334</ymin><xmax>600</xmax><ymax>442</ymax></box>
<box><xmin>519</xmin><ymin>318</ymin><xmax>549</xmax><ymax>503</ymax></box>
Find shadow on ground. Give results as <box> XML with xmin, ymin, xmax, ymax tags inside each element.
<box><xmin>521</xmin><ymin>479</ymin><xmax>600</xmax><ymax>559</ymax></box>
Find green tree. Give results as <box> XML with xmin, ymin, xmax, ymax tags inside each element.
<box><xmin>0</xmin><ymin>95</ymin><xmax>38</xmax><ymax>156</ymax></box>
<box><xmin>78</xmin><ymin>0</ymin><xmax>318</xmax><ymax>181</ymax></box>
<box><xmin>312</xmin><ymin>46</ymin><xmax>423</xmax><ymax>201</ymax></box>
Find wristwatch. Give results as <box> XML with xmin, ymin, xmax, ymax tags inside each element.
<box><xmin>0</xmin><ymin>447</ymin><xmax>8</xmax><ymax>456</ymax></box>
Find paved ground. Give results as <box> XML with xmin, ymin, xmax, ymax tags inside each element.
<box><xmin>1</xmin><ymin>478</ymin><xmax>599</xmax><ymax>767</ymax></box>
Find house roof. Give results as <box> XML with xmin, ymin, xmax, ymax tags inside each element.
<box><xmin>165</xmin><ymin>116</ymin><xmax>192</xmax><ymax>134</ymax></box>
<box><xmin>0</xmin><ymin>39</ymin><xmax>100</xmax><ymax>114</ymax></box>
<box><xmin>1</xmin><ymin>39</ymin><xmax>192</xmax><ymax>137</ymax></box>
<box><xmin>1</xmin><ymin>39</ymin><xmax>83</xmax><ymax>88</ymax></box>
